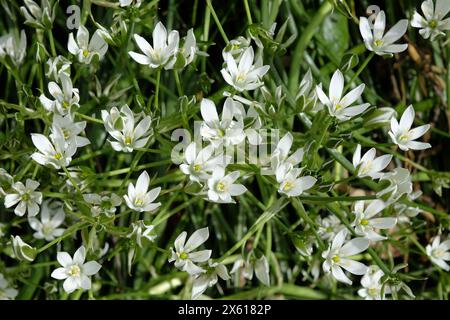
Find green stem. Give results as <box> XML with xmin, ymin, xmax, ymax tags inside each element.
<box><xmin>48</xmin><ymin>29</ymin><xmax>57</xmax><ymax>56</ymax></box>
<box><xmin>173</xmin><ymin>69</ymin><xmax>183</xmax><ymax>96</ymax></box>
<box><xmin>344</xmin><ymin>51</ymin><xmax>375</xmax><ymax>91</ymax></box>
<box><xmin>243</xmin><ymin>0</ymin><xmax>253</xmax><ymax>25</ymax></box>
<box><xmin>155</xmin><ymin>69</ymin><xmax>161</xmax><ymax>111</ymax></box>
<box><xmin>205</xmin><ymin>0</ymin><xmax>229</xmax><ymax>44</ymax></box>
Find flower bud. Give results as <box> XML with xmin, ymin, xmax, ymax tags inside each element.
<box><xmin>11</xmin><ymin>235</ymin><xmax>37</xmax><ymax>262</ymax></box>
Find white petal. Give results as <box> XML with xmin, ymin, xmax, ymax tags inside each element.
<box><xmin>340</xmin><ymin>237</ymin><xmax>369</xmax><ymax>256</ymax></box>
<box><xmin>184</xmin><ymin>227</ymin><xmax>209</xmax><ymax>252</ymax></box>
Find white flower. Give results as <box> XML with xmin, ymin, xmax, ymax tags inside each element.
<box><xmin>51</xmin><ymin>246</ymin><xmax>102</xmax><ymax>294</ymax></box>
<box><xmin>0</xmin><ymin>168</ymin><xmax>13</xmax><ymax>196</ymax></box>
<box><xmin>230</xmin><ymin>255</ymin><xmax>270</xmax><ymax>286</ymax></box>
<box><xmin>230</xmin><ymin>255</ymin><xmax>254</xmax><ymax>280</ymax></box>
<box><xmin>426</xmin><ymin>236</ymin><xmax>450</xmax><ymax>271</ymax></box>
<box><xmin>222</xmin><ymin>36</ymin><xmax>251</xmax><ymax>60</ymax></box>
<box><xmin>269</xmin><ymin>132</ymin><xmax>304</xmax><ymax>172</ymax></box>
<box><xmin>45</xmin><ymin>55</ymin><xmax>71</xmax><ymax>80</ymax></box>
<box><xmin>221</xmin><ymin>46</ymin><xmax>269</xmax><ymax>92</ymax></box>
<box><xmin>359</xmin><ymin>10</ymin><xmax>408</xmax><ymax>56</ymax></box>
<box><xmin>51</xmin><ymin>114</ymin><xmax>90</xmax><ymax>148</ymax></box>
<box><xmin>200</xmin><ymin>98</ymin><xmax>245</xmax><ymax>148</ymax></box>
<box><xmin>0</xmin><ymin>30</ymin><xmax>27</xmax><ymax>66</ymax></box>
<box><xmin>352</xmin><ymin>200</ymin><xmax>397</xmax><ymax>241</ymax></box>
<box><xmin>388</xmin><ymin>105</ymin><xmax>431</xmax><ymax>151</ymax></box>
<box><xmin>127</xmin><ymin>220</ymin><xmax>156</xmax><ymax>248</ymax></box>
<box><xmin>101</xmin><ymin>104</ymin><xmax>152</xmax><ymax>153</ymax></box>
<box><xmin>128</xmin><ymin>22</ymin><xmax>179</xmax><ymax>69</ymax></box>
<box><xmin>191</xmin><ymin>260</ymin><xmax>230</xmax><ymax>300</ymax></box>
<box><xmin>316</xmin><ymin>69</ymin><xmax>370</xmax><ymax>121</ymax></box>
<box><xmin>11</xmin><ymin>235</ymin><xmax>36</xmax><ymax>262</ymax></box>
<box><xmin>411</xmin><ymin>0</ymin><xmax>450</xmax><ymax>40</ymax></box>
<box><xmin>20</xmin><ymin>0</ymin><xmax>55</xmax><ymax>29</ymax></box>
<box><xmin>206</xmin><ymin>167</ymin><xmax>247</xmax><ymax>203</ymax></box>
<box><xmin>377</xmin><ymin>168</ymin><xmax>413</xmax><ymax>203</ymax></box>
<box><xmin>232</xmin><ymin>98</ymin><xmax>263</xmax><ymax>145</ymax></box>
<box><xmin>28</xmin><ymin>200</ymin><xmax>65</xmax><ymax>241</ymax></box>
<box><xmin>322</xmin><ymin>229</ymin><xmax>369</xmax><ymax>285</ymax></box>
<box><xmin>68</xmin><ymin>25</ymin><xmax>108</xmax><ymax>64</ymax></box>
<box><xmin>82</xmin><ymin>193</ymin><xmax>122</xmax><ymax>217</ymax></box>
<box><xmin>358</xmin><ymin>266</ymin><xmax>386</xmax><ymax>300</ymax></box>
<box><xmin>317</xmin><ymin>214</ymin><xmax>346</xmax><ymax>241</ymax></box>
<box><xmin>168</xmin><ymin>227</ymin><xmax>212</xmax><ymax>275</ymax></box>
<box><xmin>124</xmin><ymin>171</ymin><xmax>161</xmax><ymax>212</ymax></box>
<box><xmin>0</xmin><ymin>274</ymin><xmax>18</xmax><ymax>300</ymax></box>
<box><xmin>179</xmin><ymin>142</ymin><xmax>230</xmax><ymax>184</ymax></box>
<box><xmin>276</xmin><ymin>164</ymin><xmax>316</xmax><ymax>198</ymax></box>
<box><xmin>352</xmin><ymin>144</ymin><xmax>392</xmax><ymax>179</ymax></box>
<box><xmin>176</xmin><ymin>28</ymin><xmax>198</xmax><ymax>69</ymax></box>
<box><xmin>31</xmin><ymin>127</ymin><xmax>77</xmax><ymax>169</ymax></box>
<box><xmin>4</xmin><ymin>179</ymin><xmax>42</xmax><ymax>217</ymax></box>
<box><xmin>39</xmin><ymin>72</ymin><xmax>80</xmax><ymax>115</ymax></box>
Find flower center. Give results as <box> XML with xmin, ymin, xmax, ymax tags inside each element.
<box><xmin>125</xmin><ymin>136</ymin><xmax>132</xmax><ymax>145</ymax></box>
<box><xmin>42</xmin><ymin>224</ymin><xmax>54</xmax><ymax>235</ymax></box>
<box><xmin>332</xmin><ymin>255</ymin><xmax>341</xmax><ymax>263</ymax></box>
<box><xmin>54</xmin><ymin>153</ymin><xmax>63</xmax><ymax>160</ymax></box>
<box><xmin>360</xmin><ymin>161</ymin><xmax>372</xmax><ymax>174</ymax></box>
<box><xmin>62</xmin><ymin>100</ymin><xmax>70</xmax><ymax>109</ymax></box>
<box><xmin>69</xmin><ymin>265</ymin><xmax>81</xmax><ymax>276</ymax></box>
<box><xmin>283</xmin><ymin>181</ymin><xmax>294</xmax><ymax>191</ymax></box>
<box><xmin>193</xmin><ymin>164</ymin><xmax>201</xmax><ymax>172</ymax></box>
<box><xmin>134</xmin><ymin>198</ymin><xmax>144</xmax><ymax>206</ymax></box>
<box><xmin>82</xmin><ymin>50</ymin><xmax>89</xmax><ymax>58</ymax></box>
<box><xmin>374</xmin><ymin>39</ymin><xmax>383</xmax><ymax>47</ymax></box>
<box><xmin>236</xmin><ymin>73</ymin><xmax>247</xmax><ymax>82</ymax></box>
<box><xmin>360</xmin><ymin>219</ymin><xmax>370</xmax><ymax>226</ymax></box>
<box><xmin>22</xmin><ymin>193</ymin><xmax>30</xmax><ymax>201</ymax></box>
<box><xmin>62</xmin><ymin>129</ymin><xmax>70</xmax><ymax>139</ymax></box>
<box><xmin>399</xmin><ymin>132</ymin><xmax>410</xmax><ymax>142</ymax></box>
<box><xmin>432</xmin><ymin>248</ymin><xmax>445</xmax><ymax>259</ymax></box>
<box><xmin>216</xmin><ymin>181</ymin><xmax>226</xmax><ymax>192</ymax></box>
<box><xmin>368</xmin><ymin>287</ymin><xmax>379</xmax><ymax>297</ymax></box>
<box><xmin>429</xmin><ymin>20</ymin><xmax>437</xmax><ymax>29</ymax></box>
<box><xmin>180</xmin><ymin>252</ymin><xmax>188</xmax><ymax>260</ymax></box>
<box><xmin>335</xmin><ymin>103</ymin><xmax>343</xmax><ymax>111</ymax></box>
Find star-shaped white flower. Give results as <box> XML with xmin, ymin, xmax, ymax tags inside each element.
<box><xmin>101</xmin><ymin>104</ymin><xmax>152</xmax><ymax>153</ymax></box>
<box><xmin>168</xmin><ymin>227</ymin><xmax>212</xmax><ymax>275</ymax></box>
<box><xmin>124</xmin><ymin>171</ymin><xmax>161</xmax><ymax>213</ymax></box>
<box><xmin>426</xmin><ymin>235</ymin><xmax>450</xmax><ymax>271</ymax></box>
<box><xmin>359</xmin><ymin>10</ymin><xmax>408</xmax><ymax>56</ymax></box>
<box><xmin>388</xmin><ymin>105</ymin><xmax>431</xmax><ymax>151</ymax></box>
<box><xmin>206</xmin><ymin>166</ymin><xmax>247</xmax><ymax>203</ymax></box>
<box><xmin>179</xmin><ymin>142</ymin><xmax>231</xmax><ymax>184</ymax></box>
<box><xmin>128</xmin><ymin>22</ymin><xmax>179</xmax><ymax>69</ymax></box>
<box><xmin>39</xmin><ymin>72</ymin><xmax>80</xmax><ymax>115</ymax></box>
<box><xmin>352</xmin><ymin>200</ymin><xmax>397</xmax><ymax>241</ymax></box>
<box><xmin>4</xmin><ymin>179</ymin><xmax>42</xmax><ymax>217</ymax></box>
<box><xmin>322</xmin><ymin>229</ymin><xmax>369</xmax><ymax>285</ymax></box>
<box><xmin>220</xmin><ymin>46</ymin><xmax>269</xmax><ymax>92</ymax></box>
<box><xmin>28</xmin><ymin>200</ymin><xmax>65</xmax><ymax>241</ymax></box>
<box><xmin>68</xmin><ymin>25</ymin><xmax>108</xmax><ymax>64</ymax></box>
<box><xmin>31</xmin><ymin>127</ymin><xmax>77</xmax><ymax>169</ymax></box>
<box><xmin>352</xmin><ymin>144</ymin><xmax>392</xmax><ymax>179</ymax></box>
<box><xmin>51</xmin><ymin>246</ymin><xmax>102</xmax><ymax>294</ymax></box>
<box><xmin>316</xmin><ymin>69</ymin><xmax>370</xmax><ymax>121</ymax></box>
<box><xmin>411</xmin><ymin>0</ymin><xmax>450</xmax><ymax>40</ymax></box>
<box><xmin>200</xmin><ymin>98</ymin><xmax>245</xmax><ymax>148</ymax></box>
